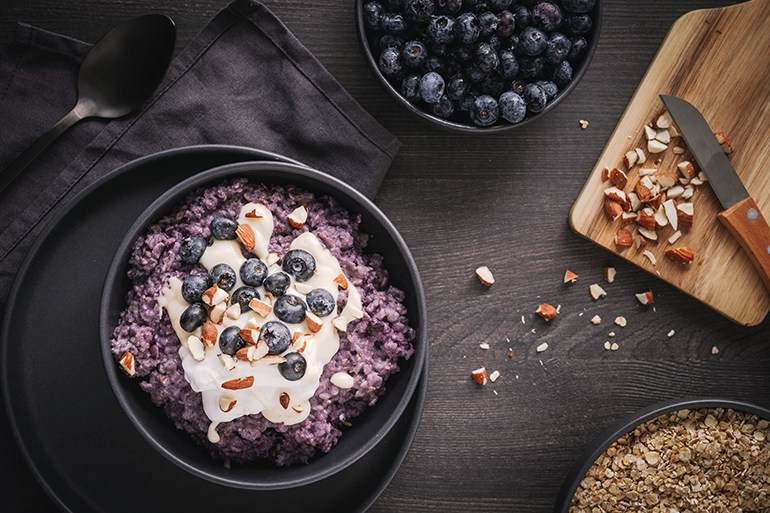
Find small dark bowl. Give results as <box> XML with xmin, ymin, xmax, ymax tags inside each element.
<box><xmin>553</xmin><ymin>397</ymin><xmax>770</xmax><ymax>512</ymax></box>
<box><xmin>100</xmin><ymin>160</ymin><xmax>427</xmax><ymax>490</ymax></box>
<box><xmin>355</xmin><ymin>0</ymin><xmax>602</xmax><ymax>133</ymax></box>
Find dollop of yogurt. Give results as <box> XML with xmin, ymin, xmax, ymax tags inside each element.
<box><xmin>158</xmin><ymin>202</ymin><xmax>363</xmax><ymax>441</ymax></box>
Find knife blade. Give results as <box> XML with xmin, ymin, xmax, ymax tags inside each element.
<box><xmin>660</xmin><ymin>94</ymin><xmax>770</xmax><ymax>294</ymax></box>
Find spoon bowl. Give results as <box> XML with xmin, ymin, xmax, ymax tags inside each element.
<box><xmin>0</xmin><ymin>14</ymin><xmax>176</xmax><ymax>192</ymax></box>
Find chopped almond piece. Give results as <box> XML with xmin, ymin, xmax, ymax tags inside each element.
<box><xmin>563</xmin><ymin>269</ymin><xmax>579</xmax><ymax>283</ymax></box>
<box><xmin>475</xmin><ymin>266</ymin><xmax>495</xmax><ymax>286</ymax></box>
<box><xmin>471</xmin><ymin>367</ymin><xmax>488</xmax><ymax>385</ymax></box>
<box><xmin>535</xmin><ymin>303</ymin><xmax>558</xmax><ymax>320</ymax></box>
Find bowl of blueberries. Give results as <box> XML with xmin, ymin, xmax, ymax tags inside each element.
<box><xmin>356</xmin><ymin>0</ymin><xmax>601</xmax><ymax>131</ymax></box>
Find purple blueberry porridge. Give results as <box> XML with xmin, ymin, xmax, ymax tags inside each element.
<box><xmin>110</xmin><ymin>178</ymin><xmax>415</xmax><ymax>467</ymax></box>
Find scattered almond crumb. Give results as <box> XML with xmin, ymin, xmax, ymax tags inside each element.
<box><xmin>471</xmin><ymin>367</ymin><xmax>488</xmax><ymax>385</ymax></box>
<box><xmin>507</xmin><ymin>349</ymin><xmax>513</xmax><ymax>358</ymax></box>
<box><xmin>667</xmin><ymin>329</ymin><xmax>675</xmax><ymax>338</ymax></box>
<box><xmin>590</xmin><ymin>315</ymin><xmax>601</xmax><ymax>325</ymax></box>
<box><xmin>604</xmin><ymin>341</ymin><xmax>611</xmax><ymax>350</ymax></box>
<box><xmin>579</xmin><ymin>119</ymin><xmax>589</xmax><ymax>129</ymax></box>
<box><xmin>712</xmin><ymin>345</ymin><xmax>719</xmax><ymax>355</ymax></box>
<box><xmin>475</xmin><ymin>266</ymin><xmax>494</xmax><ymax>286</ymax></box>
<box><xmin>479</xmin><ymin>343</ymin><xmax>490</xmax><ymax>350</ymax></box>
<box><xmin>603</xmin><ymin>266</ymin><xmax>616</xmax><ymax>283</ymax></box>
<box><xmin>489</xmin><ymin>370</ymin><xmax>500</xmax><ymax>382</ymax></box>
<box><xmin>642</xmin><ymin>249</ymin><xmax>657</xmax><ymax>266</ymax></box>
<box><xmin>589</xmin><ymin>283</ymin><xmax>607</xmax><ymax>300</ymax></box>
<box><xmin>614</xmin><ymin>316</ymin><xmax>627</xmax><ymax>327</ymax></box>
<box><xmin>608</xmin><ymin>332</ymin><xmax>615</xmax><ymax>337</ymax></box>
<box><xmin>610</xmin><ymin>342</ymin><xmax>619</xmax><ymax>351</ymax></box>
<box><xmin>564</xmin><ymin>269</ymin><xmax>579</xmax><ymax>283</ymax></box>
<box><xmin>536</xmin><ymin>342</ymin><xmax>548</xmax><ymax>353</ymax></box>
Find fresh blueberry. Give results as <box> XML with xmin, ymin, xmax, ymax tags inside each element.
<box><xmin>419</xmin><ymin>71</ymin><xmax>445</xmax><ymax>103</ymax></box>
<box><xmin>209</xmin><ymin>263</ymin><xmax>237</xmax><ymax>291</ymax></box>
<box><xmin>478</xmin><ymin>11</ymin><xmax>498</xmax><ymax>36</ymax></box>
<box><xmin>446</xmin><ymin>73</ymin><xmax>470</xmax><ymax>100</ymax></box>
<box><xmin>179</xmin><ymin>234</ymin><xmax>207</xmax><ymax>264</ymax></box>
<box><xmin>561</xmin><ymin>0</ymin><xmax>595</xmax><ymax>14</ymax></box>
<box><xmin>531</xmin><ymin>2</ymin><xmax>563</xmax><ymax>31</ymax></box>
<box><xmin>230</xmin><ymin>286</ymin><xmax>259</xmax><ymax>313</ymax></box>
<box><xmin>487</xmin><ymin>0</ymin><xmax>512</xmax><ymax>11</ymax></box>
<box><xmin>442</xmin><ymin>56</ymin><xmax>462</xmax><ymax>77</ymax></box>
<box><xmin>568</xmin><ymin>36</ymin><xmax>588</xmax><ymax>62</ymax></box>
<box><xmin>219</xmin><ymin>326</ymin><xmax>246</xmax><ymax>356</ymax></box>
<box><xmin>518</xmin><ymin>56</ymin><xmax>544</xmax><ymax>79</ymax></box>
<box><xmin>562</xmin><ymin>14</ymin><xmax>592</xmax><ymax>36</ymax></box>
<box><xmin>306</xmin><ymin>288</ymin><xmax>335</xmax><ymax>317</ymax></box>
<box><xmin>379</xmin><ymin>46</ymin><xmax>403</xmax><ymax>77</ymax></box>
<box><xmin>209</xmin><ymin>215</ymin><xmax>238</xmax><ymax>240</ymax></box>
<box><xmin>282</xmin><ymin>249</ymin><xmax>316</xmax><ymax>282</ymax></box>
<box><xmin>259</xmin><ymin>321</ymin><xmax>291</xmax><ymax>355</ymax></box>
<box><xmin>379</xmin><ymin>34</ymin><xmax>405</xmax><ymax>50</ymax></box>
<box><xmin>534</xmin><ymin>79</ymin><xmax>559</xmax><ymax>100</ymax></box>
<box><xmin>470</xmin><ymin>94</ymin><xmax>499</xmax><ymax>126</ymax></box>
<box><xmin>273</xmin><ymin>294</ymin><xmax>307</xmax><ymax>324</ymax></box>
<box><xmin>498</xmin><ymin>48</ymin><xmax>519</xmax><ymax>79</ymax></box>
<box><xmin>495</xmin><ymin>10</ymin><xmax>515</xmax><ymax>37</ymax></box>
<box><xmin>498</xmin><ymin>90</ymin><xmax>527</xmax><ymax>123</ymax></box>
<box><xmin>431</xmin><ymin>95</ymin><xmax>455</xmax><ymax>118</ymax></box>
<box><xmin>402</xmin><ymin>40</ymin><xmax>428</xmax><ymax>67</ymax></box>
<box><xmin>421</xmin><ymin>55</ymin><xmax>446</xmax><ymax>75</ymax></box>
<box><xmin>457</xmin><ymin>90</ymin><xmax>479</xmax><ymax>114</ymax></box>
<box><xmin>480</xmin><ymin>73</ymin><xmax>505</xmax><ymax>97</ymax></box>
<box><xmin>544</xmin><ymin>32</ymin><xmax>571</xmax><ymax>64</ymax></box>
<box><xmin>510</xmin><ymin>79</ymin><xmax>527</xmax><ymax>96</ymax></box>
<box><xmin>436</xmin><ymin>0</ymin><xmax>462</xmax><ymax>14</ymax></box>
<box><xmin>263</xmin><ymin>271</ymin><xmax>291</xmax><ymax>297</ymax></box>
<box><xmin>381</xmin><ymin>12</ymin><xmax>408</xmax><ymax>35</ymax></box>
<box><xmin>518</xmin><ymin>26</ymin><xmax>547</xmax><ymax>56</ymax></box>
<box><xmin>464</xmin><ymin>64</ymin><xmax>489</xmax><ymax>83</ymax></box>
<box><xmin>180</xmin><ymin>303</ymin><xmax>207</xmax><ymax>332</ymax></box>
<box><xmin>278</xmin><ymin>352</ymin><xmax>307</xmax><ymax>381</ymax></box>
<box><xmin>522</xmin><ymin>82</ymin><xmax>547</xmax><ymax>113</ymax></box>
<box><xmin>474</xmin><ymin>42</ymin><xmax>499</xmax><ymax>72</ymax></box>
<box><xmin>454</xmin><ymin>13</ymin><xmax>481</xmax><ymax>44</ymax></box>
<box><xmin>550</xmin><ymin>59</ymin><xmax>573</xmax><ymax>87</ymax></box>
<box><xmin>401</xmin><ymin>73</ymin><xmax>422</xmax><ymax>102</ymax></box>
<box><xmin>403</xmin><ymin>0</ymin><xmax>434</xmax><ymax>24</ymax></box>
<box><xmin>429</xmin><ymin>42</ymin><xmax>452</xmax><ymax>58</ymax></box>
<box><xmin>512</xmin><ymin>5</ymin><xmax>531</xmax><ymax>32</ymax></box>
<box><xmin>486</xmin><ymin>34</ymin><xmax>503</xmax><ymax>51</ymax></box>
<box><xmin>453</xmin><ymin>43</ymin><xmax>474</xmax><ymax>62</ymax></box>
<box><xmin>182</xmin><ymin>274</ymin><xmax>212</xmax><ymax>304</ymax></box>
<box><xmin>427</xmin><ymin>15</ymin><xmax>456</xmax><ymax>44</ymax></box>
<box><xmin>240</xmin><ymin>258</ymin><xmax>268</xmax><ymax>287</ymax></box>
<box><xmin>363</xmin><ymin>2</ymin><xmax>384</xmax><ymax>30</ymax></box>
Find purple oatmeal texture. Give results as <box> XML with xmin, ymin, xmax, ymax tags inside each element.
<box><xmin>111</xmin><ymin>179</ymin><xmax>415</xmax><ymax>467</ymax></box>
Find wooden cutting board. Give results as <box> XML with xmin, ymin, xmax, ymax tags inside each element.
<box><xmin>570</xmin><ymin>0</ymin><xmax>770</xmax><ymax>326</ymax></box>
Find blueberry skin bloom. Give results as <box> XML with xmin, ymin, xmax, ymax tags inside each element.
<box><xmin>282</xmin><ymin>249</ymin><xmax>317</xmax><ymax>282</ymax></box>
<box><xmin>259</xmin><ymin>321</ymin><xmax>292</xmax><ymax>355</ymax></box>
<box><xmin>179</xmin><ymin>234</ymin><xmax>207</xmax><ymax>264</ymax></box>
<box><xmin>551</xmin><ymin>59</ymin><xmax>573</xmax><ymax>87</ymax></box>
<box><xmin>402</xmin><ymin>40</ymin><xmax>428</xmax><ymax>68</ymax></box>
<box><xmin>263</xmin><ymin>271</ymin><xmax>291</xmax><ymax>297</ymax></box>
<box><xmin>273</xmin><ymin>294</ymin><xmax>308</xmax><ymax>324</ymax></box>
<box><xmin>278</xmin><ymin>352</ymin><xmax>307</xmax><ymax>381</ymax></box>
<box><xmin>535</xmin><ymin>79</ymin><xmax>559</xmax><ymax>100</ymax></box>
<box><xmin>379</xmin><ymin>46</ymin><xmax>403</xmax><ymax>77</ymax></box>
<box><xmin>419</xmin><ymin>72</ymin><xmax>445</xmax><ymax>103</ymax></box>
<box><xmin>446</xmin><ymin>73</ymin><xmax>470</xmax><ymax>100</ymax></box>
<box><xmin>180</xmin><ymin>303</ymin><xmax>208</xmax><ymax>332</ymax></box>
<box><xmin>498</xmin><ymin>90</ymin><xmax>527</xmax><ymax>123</ymax></box>
<box><xmin>362</xmin><ymin>1</ymin><xmax>384</xmax><ymax>30</ymax></box>
<box><xmin>306</xmin><ymin>288</ymin><xmax>336</xmax><ymax>317</ymax></box>
<box><xmin>240</xmin><ymin>257</ymin><xmax>268</xmax><ymax>287</ymax></box>
<box><xmin>427</xmin><ymin>15</ymin><xmax>456</xmax><ymax>45</ymax></box>
<box><xmin>454</xmin><ymin>13</ymin><xmax>481</xmax><ymax>45</ymax></box>
<box><xmin>381</xmin><ymin>12</ymin><xmax>408</xmax><ymax>35</ymax></box>
<box><xmin>209</xmin><ymin>263</ymin><xmax>237</xmax><ymax>291</ymax></box>
<box><xmin>209</xmin><ymin>215</ymin><xmax>238</xmax><ymax>240</ymax></box>
<box><xmin>562</xmin><ymin>14</ymin><xmax>592</xmax><ymax>36</ymax></box>
<box><xmin>498</xmin><ymin>48</ymin><xmax>519</xmax><ymax>79</ymax></box>
<box><xmin>230</xmin><ymin>286</ymin><xmax>260</xmax><ymax>313</ymax></box>
<box><xmin>401</xmin><ymin>73</ymin><xmax>422</xmax><ymax>103</ymax></box>
<box><xmin>474</xmin><ymin>42</ymin><xmax>499</xmax><ymax>73</ymax></box>
<box><xmin>561</xmin><ymin>0</ymin><xmax>595</xmax><ymax>14</ymax></box>
<box><xmin>531</xmin><ymin>2</ymin><xmax>563</xmax><ymax>32</ymax></box>
<box><xmin>522</xmin><ymin>83</ymin><xmax>547</xmax><ymax>113</ymax></box>
<box><xmin>219</xmin><ymin>326</ymin><xmax>247</xmax><ymax>356</ymax></box>
<box><xmin>470</xmin><ymin>94</ymin><xmax>499</xmax><ymax>127</ymax></box>
<box><xmin>544</xmin><ymin>32</ymin><xmax>572</xmax><ymax>64</ymax></box>
<box><xmin>519</xmin><ymin>26</ymin><xmax>548</xmax><ymax>56</ymax></box>
<box><xmin>403</xmin><ymin>0</ymin><xmax>434</xmax><ymax>24</ymax></box>
<box><xmin>431</xmin><ymin>95</ymin><xmax>455</xmax><ymax>119</ymax></box>
<box><xmin>182</xmin><ymin>274</ymin><xmax>211</xmax><ymax>304</ymax></box>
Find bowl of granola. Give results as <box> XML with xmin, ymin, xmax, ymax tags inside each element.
<box><xmin>100</xmin><ymin>160</ymin><xmax>426</xmax><ymax>489</ymax></box>
<box><xmin>554</xmin><ymin>398</ymin><xmax>770</xmax><ymax>512</ymax></box>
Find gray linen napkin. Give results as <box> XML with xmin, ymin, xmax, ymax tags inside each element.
<box><xmin>0</xmin><ymin>2</ymin><xmax>399</xmax><ymax>510</ymax></box>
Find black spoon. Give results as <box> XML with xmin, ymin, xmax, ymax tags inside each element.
<box><xmin>0</xmin><ymin>14</ymin><xmax>176</xmax><ymax>193</ymax></box>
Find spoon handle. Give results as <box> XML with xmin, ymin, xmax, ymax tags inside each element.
<box><xmin>0</xmin><ymin>107</ymin><xmax>85</xmax><ymax>194</ymax></box>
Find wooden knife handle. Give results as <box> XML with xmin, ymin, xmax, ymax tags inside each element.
<box><xmin>717</xmin><ymin>196</ymin><xmax>770</xmax><ymax>294</ymax></box>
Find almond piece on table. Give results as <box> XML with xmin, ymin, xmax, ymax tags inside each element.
<box><xmin>589</xmin><ymin>283</ymin><xmax>606</xmax><ymax>300</ymax></box>
<box><xmin>635</xmin><ymin>290</ymin><xmax>654</xmax><ymax>305</ymax></box>
<box><xmin>563</xmin><ymin>269</ymin><xmax>579</xmax><ymax>283</ymax></box>
<box><xmin>614</xmin><ymin>227</ymin><xmax>633</xmax><ymax>247</ymax></box>
<box><xmin>714</xmin><ymin>131</ymin><xmax>734</xmax><ymax>153</ymax></box>
<box><xmin>603</xmin><ymin>266</ymin><xmax>616</xmax><ymax>283</ymax></box>
<box><xmin>604</xmin><ymin>198</ymin><xmax>623</xmax><ymax>222</ymax></box>
<box><xmin>471</xmin><ymin>367</ymin><xmax>488</xmax><ymax>386</ymax></box>
<box><xmin>475</xmin><ymin>266</ymin><xmax>495</xmax><ymax>286</ymax></box>
<box><xmin>677</xmin><ymin>202</ymin><xmax>694</xmax><ymax>227</ymax></box>
<box><xmin>535</xmin><ymin>303</ymin><xmax>558</xmax><ymax>320</ymax></box>
<box><xmin>665</xmin><ymin>246</ymin><xmax>694</xmax><ymax>264</ymax></box>
<box><xmin>609</xmin><ymin>167</ymin><xmax>628</xmax><ymax>189</ymax></box>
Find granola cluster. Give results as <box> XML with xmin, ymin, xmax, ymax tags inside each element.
<box><xmin>570</xmin><ymin>408</ymin><xmax>770</xmax><ymax>512</ymax></box>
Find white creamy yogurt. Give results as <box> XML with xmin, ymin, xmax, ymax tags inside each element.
<box><xmin>157</xmin><ymin>202</ymin><xmax>363</xmax><ymax>442</ymax></box>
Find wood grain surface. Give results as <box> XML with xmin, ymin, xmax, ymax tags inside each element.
<box><xmin>570</xmin><ymin>0</ymin><xmax>770</xmax><ymax>325</ymax></box>
<box><xmin>2</xmin><ymin>1</ymin><xmax>770</xmax><ymax>513</ymax></box>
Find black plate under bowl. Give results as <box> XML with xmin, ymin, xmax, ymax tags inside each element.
<box><xmin>1</xmin><ymin>145</ymin><xmax>428</xmax><ymax>513</ymax></box>
<box><xmin>99</xmin><ymin>160</ymin><xmax>427</xmax><ymax>490</ymax></box>
<box><xmin>553</xmin><ymin>397</ymin><xmax>770</xmax><ymax>512</ymax></box>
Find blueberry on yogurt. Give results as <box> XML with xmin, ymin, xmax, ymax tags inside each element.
<box><xmin>179</xmin><ymin>234</ymin><xmax>207</xmax><ymax>264</ymax></box>
<box><xmin>209</xmin><ymin>263</ymin><xmax>237</xmax><ymax>291</ymax></box>
<box><xmin>282</xmin><ymin>249</ymin><xmax>316</xmax><ymax>282</ymax></box>
<box><xmin>278</xmin><ymin>352</ymin><xmax>307</xmax><ymax>381</ymax></box>
<box><xmin>263</xmin><ymin>271</ymin><xmax>291</xmax><ymax>297</ymax></box>
<box><xmin>219</xmin><ymin>326</ymin><xmax>246</xmax><ymax>356</ymax></box>
<box><xmin>240</xmin><ymin>258</ymin><xmax>268</xmax><ymax>287</ymax></box>
<box><xmin>274</xmin><ymin>294</ymin><xmax>308</xmax><ymax>324</ymax></box>
<box><xmin>306</xmin><ymin>288</ymin><xmax>335</xmax><ymax>317</ymax></box>
<box><xmin>230</xmin><ymin>286</ymin><xmax>260</xmax><ymax>313</ymax></box>
<box><xmin>259</xmin><ymin>321</ymin><xmax>292</xmax><ymax>355</ymax></box>
<box><xmin>209</xmin><ymin>215</ymin><xmax>238</xmax><ymax>240</ymax></box>
<box><xmin>182</xmin><ymin>274</ymin><xmax>212</xmax><ymax>304</ymax></box>
<box><xmin>180</xmin><ymin>303</ymin><xmax>208</xmax><ymax>332</ymax></box>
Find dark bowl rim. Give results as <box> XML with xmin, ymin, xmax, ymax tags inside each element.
<box><xmin>354</xmin><ymin>0</ymin><xmax>603</xmax><ymax>133</ymax></box>
<box><xmin>552</xmin><ymin>396</ymin><xmax>770</xmax><ymax>512</ymax></box>
<box><xmin>99</xmin><ymin>159</ymin><xmax>427</xmax><ymax>490</ymax></box>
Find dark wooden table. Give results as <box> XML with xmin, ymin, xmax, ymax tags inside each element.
<box><xmin>2</xmin><ymin>0</ymin><xmax>768</xmax><ymax>512</ymax></box>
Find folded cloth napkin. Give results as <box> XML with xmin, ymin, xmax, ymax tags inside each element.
<box><xmin>0</xmin><ymin>2</ymin><xmax>399</xmax><ymax>510</ymax></box>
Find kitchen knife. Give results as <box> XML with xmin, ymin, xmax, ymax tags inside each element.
<box><xmin>660</xmin><ymin>94</ymin><xmax>770</xmax><ymax>292</ymax></box>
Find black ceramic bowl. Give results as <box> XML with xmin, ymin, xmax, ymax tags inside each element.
<box><xmin>355</xmin><ymin>0</ymin><xmax>602</xmax><ymax>133</ymax></box>
<box><xmin>99</xmin><ymin>160</ymin><xmax>427</xmax><ymax>490</ymax></box>
<box><xmin>553</xmin><ymin>397</ymin><xmax>770</xmax><ymax>512</ymax></box>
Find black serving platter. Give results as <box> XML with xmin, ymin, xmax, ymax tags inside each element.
<box><xmin>1</xmin><ymin>145</ymin><xmax>428</xmax><ymax>513</ymax></box>
<box><xmin>553</xmin><ymin>397</ymin><xmax>770</xmax><ymax>512</ymax></box>
<box><xmin>99</xmin><ymin>159</ymin><xmax>427</xmax><ymax>490</ymax></box>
